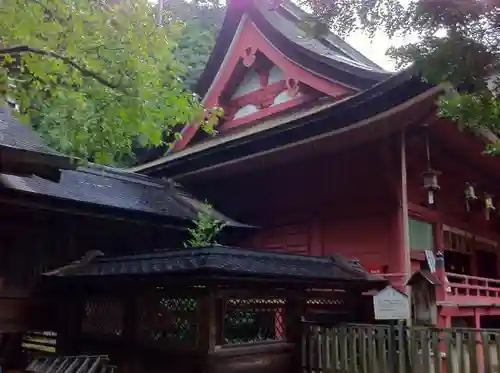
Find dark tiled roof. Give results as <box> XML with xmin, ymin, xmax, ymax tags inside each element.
<box><xmin>44</xmin><ymin>246</ymin><xmax>387</xmax><ymax>287</ymax></box>
<box><xmin>256</xmin><ymin>1</ymin><xmax>386</xmax><ymax>73</ymax></box>
<box><xmin>0</xmin><ymin>107</ymin><xmax>61</xmax><ymax>156</ymax></box>
<box><xmin>0</xmin><ymin>166</ymin><xmax>250</xmax><ymax>227</ymax></box>
<box><xmin>406</xmin><ymin>270</ymin><xmax>442</xmax><ymax>286</ymax></box>
<box><xmin>0</xmin><ymin>108</ymin><xmax>247</xmax><ymax>226</ymax></box>
<box><xmin>0</xmin><ymin>107</ymin><xmax>75</xmax><ymax>172</ymax></box>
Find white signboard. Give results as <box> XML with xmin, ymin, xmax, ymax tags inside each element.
<box><xmin>373</xmin><ymin>285</ymin><xmax>410</xmax><ymax>320</ymax></box>
<box><xmin>425</xmin><ymin>250</ymin><xmax>436</xmax><ymax>273</ymax></box>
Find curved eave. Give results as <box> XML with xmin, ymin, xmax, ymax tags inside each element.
<box><xmin>196</xmin><ymin>0</ymin><xmax>391</xmax><ymax>97</ymax></box>
<box><xmin>142</xmin><ymin>71</ymin><xmax>442</xmax><ymax>178</ymax></box>
<box><xmin>249</xmin><ymin>4</ymin><xmax>392</xmax><ymax>89</ymax></box>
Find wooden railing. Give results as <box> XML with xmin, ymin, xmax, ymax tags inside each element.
<box><xmin>380</xmin><ymin>272</ymin><xmax>500</xmax><ymax>303</ymax></box>
<box><xmin>445</xmin><ymin>272</ymin><xmax>500</xmax><ymax>302</ymax></box>
<box><xmin>303</xmin><ymin>323</ymin><xmax>500</xmax><ymax>373</ymax></box>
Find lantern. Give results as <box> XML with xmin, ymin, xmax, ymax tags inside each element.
<box><xmin>465</xmin><ymin>183</ymin><xmax>478</xmax><ymax>212</ymax></box>
<box><xmin>421</xmin><ymin>124</ymin><xmax>441</xmax><ymax>206</ymax></box>
<box><xmin>422</xmin><ymin>169</ymin><xmax>440</xmax><ymax>205</ymax></box>
<box><xmin>484</xmin><ymin>194</ymin><xmax>496</xmax><ymax>220</ymax></box>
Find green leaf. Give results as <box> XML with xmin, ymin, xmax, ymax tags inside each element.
<box><xmin>0</xmin><ymin>0</ymin><xmax>207</xmax><ymax>166</ymax></box>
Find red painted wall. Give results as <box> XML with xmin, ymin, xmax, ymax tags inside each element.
<box><xmin>188</xmin><ymin>139</ymin><xmax>405</xmax><ymax>274</ymax></box>
<box><xmin>405</xmin><ymin>125</ymin><xmax>500</xmax><ymax>257</ymax></box>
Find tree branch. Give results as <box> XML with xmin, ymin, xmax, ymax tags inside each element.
<box><xmin>0</xmin><ymin>45</ymin><xmax>124</xmax><ymax>91</ymax></box>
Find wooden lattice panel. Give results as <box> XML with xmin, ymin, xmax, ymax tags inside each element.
<box><xmin>223</xmin><ymin>298</ymin><xmax>285</xmax><ymax>344</ymax></box>
<box><xmin>137</xmin><ymin>296</ymin><xmax>198</xmax><ymax>344</ymax></box>
<box><xmin>81</xmin><ymin>298</ymin><xmax>123</xmax><ymax>336</ymax></box>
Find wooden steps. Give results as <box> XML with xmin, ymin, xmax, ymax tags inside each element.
<box><xmin>25</xmin><ymin>355</ymin><xmax>116</xmax><ymax>373</ymax></box>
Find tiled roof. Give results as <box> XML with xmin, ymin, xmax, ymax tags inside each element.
<box><xmin>0</xmin><ymin>107</ymin><xmax>75</xmax><ymax>174</ymax></box>
<box><xmin>256</xmin><ymin>1</ymin><xmax>387</xmax><ymax>73</ymax></box>
<box><xmin>0</xmin><ymin>166</ymin><xmax>250</xmax><ymax>227</ymax></box>
<box><xmin>0</xmin><ymin>109</ymin><xmax>248</xmax><ymax>226</ymax></box>
<box><xmin>0</xmin><ymin>107</ymin><xmax>61</xmax><ymax>157</ymax></box>
<box><xmin>44</xmin><ymin>245</ymin><xmax>387</xmax><ymax>287</ymax></box>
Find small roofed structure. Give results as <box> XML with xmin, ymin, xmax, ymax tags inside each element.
<box><xmin>406</xmin><ymin>270</ymin><xmax>442</xmax><ymax>326</ymax></box>
<box><xmin>0</xmin><ymin>107</ymin><xmax>75</xmax><ymax>182</ymax></box>
<box><xmin>39</xmin><ymin>246</ymin><xmax>387</xmax><ymax>373</ymax></box>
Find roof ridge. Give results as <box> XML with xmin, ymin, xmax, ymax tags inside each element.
<box><xmin>76</xmin><ymin>164</ymin><xmax>175</xmax><ymax>190</ymax></box>
<box><xmin>277</xmin><ymin>0</ymin><xmax>385</xmax><ymax>71</ymax></box>
<box><xmin>97</xmin><ymin>245</ymin><xmax>341</xmax><ymax>263</ymax></box>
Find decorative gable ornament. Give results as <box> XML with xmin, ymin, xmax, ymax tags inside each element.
<box><xmin>169</xmin><ymin>0</ymin><xmax>389</xmax><ymax>153</ymax></box>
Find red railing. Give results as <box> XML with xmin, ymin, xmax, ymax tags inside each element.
<box><xmin>379</xmin><ymin>272</ymin><xmax>500</xmax><ymax>303</ymax></box>
<box><xmin>445</xmin><ymin>272</ymin><xmax>500</xmax><ymax>301</ymax></box>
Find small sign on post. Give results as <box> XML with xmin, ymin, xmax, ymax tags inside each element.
<box><xmin>373</xmin><ymin>285</ymin><xmax>410</xmax><ymax>320</ymax></box>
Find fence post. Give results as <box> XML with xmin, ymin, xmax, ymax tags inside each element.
<box><xmin>435</xmin><ymin>252</ymin><xmax>446</xmax><ymax>302</ymax></box>
<box><xmin>396</xmin><ymin>322</ymin><xmax>408</xmax><ymax>373</ymax></box>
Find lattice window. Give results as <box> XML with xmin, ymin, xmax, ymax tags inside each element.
<box><xmin>223</xmin><ymin>298</ymin><xmax>285</xmax><ymax>345</ymax></box>
<box><xmin>81</xmin><ymin>298</ymin><xmax>123</xmax><ymax>336</ymax></box>
<box><xmin>137</xmin><ymin>297</ymin><xmax>197</xmax><ymax>345</ymax></box>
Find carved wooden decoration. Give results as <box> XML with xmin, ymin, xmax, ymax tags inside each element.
<box><xmin>170</xmin><ymin>17</ymin><xmax>355</xmax><ymax>152</ymax></box>
<box><xmin>242</xmin><ymin>47</ymin><xmax>257</xmax><ymax>68</ymax></box>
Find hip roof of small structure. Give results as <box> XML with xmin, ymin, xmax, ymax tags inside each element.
<box><xmin>43</xmin><ymin>245</ymin><xmax>387</xmax><ymax>289</ymax></box>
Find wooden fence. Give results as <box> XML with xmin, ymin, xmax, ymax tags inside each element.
<box><xmin>302</xmin><ymin>323</ymin><xmax>500</xmax><ymax>373</ymax></box>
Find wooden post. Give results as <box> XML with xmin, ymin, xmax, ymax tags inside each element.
<box><xmin>399</xmin><ymin>131</ymin><xmax>412</xmax><ymax>326</ymax></box>
<box><xmin>56</xmin><ymin>296</ymin><xmax>80</xmax><ymax>355</ymax></box>
<box><xmin>475</xmin><ymin>310</ymin><xmax>484</xmax><ymax>373</ymax></box>
<box><xmin>435</xmin><ymin>252</ymin><xmax>446</xmax><ymax>302</ymax></box>
<box><xmin>197</xmin><ymin>290</ymin><xmax>217</xmax><ymax>373</ymax></box>
<box><xmin>285</xmin><ymin>294</ymin><xmax>306</xmax><ymax>373</ymax></box>
<box><xmin>122</xmin><ymin>290</ymin><xmax>137</xmax><ymax>373</ymax></box>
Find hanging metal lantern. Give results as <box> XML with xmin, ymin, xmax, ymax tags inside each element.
<box><xmin>484</xmin><ymin>194</ymin><xmax>496</xmax><ymax>220</ymax></box>
<box><xmin>465</xmin><ymin>183</ymin><xmax>478</xmax><ymax>212</ymax></box>
<box><xmin>421</xmin><ymin>124</ymin><xmax>441</xmax><ymax>206</ymax></box>
<box><xmin>422</xmin><ymin>169</ymin><xmax>440</xmax><ymax>205</ymax></box>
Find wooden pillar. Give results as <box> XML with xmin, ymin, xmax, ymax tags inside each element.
<box><xmin>439</xmin><ymin>313</ymin><xmax>451</xmax><ymax>373</ymax></box>
<box><xmin>56</xmin><ymin>296</ymin><xmax>80</xmax><ymax>355</ymax></box>
<box><xmin>475</xmin><ymin>310</ymin><xmax>484</xmax><ymax>373</ymax></box>
<box><xmin>122</xmin><ymin>290</ymin><xmax>137</xmax><ymax>373</ymax></box>
<box><xmin>285</xmin><ymin>294</ymin><xmax>306</xmax><ymax>373</ymax></box>
<box><xmin>197</xmin><ymin>290</ymin><xmax>217</xmax><ymax>373</ymax></box>
<box><xmin>398</xmin><ymin>131</ymin><xmax>411</xmax><ymax>285</ymax></box>
<box><xmin>435</xmin><ymin>252</ymin><xmax>447</xmax><ymax>302</ymax></box>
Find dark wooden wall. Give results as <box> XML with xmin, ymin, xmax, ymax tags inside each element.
<box><xmin>0</xmin><ymin>201</ymin><xmax>188</xmax><ymax>291</ymax></box>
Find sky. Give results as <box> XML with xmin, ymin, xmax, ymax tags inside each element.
<box><xmin>152</xmin><ymin>0</ymin><xmax>419</xmax><ymax>72</ymax></box>
<box><xmin>346</xmin><ymin>31</ymin><xmax>415</xmax><ymax>71</ymax></box>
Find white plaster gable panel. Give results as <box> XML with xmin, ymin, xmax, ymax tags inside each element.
<box><xmin>233</xmin><ymin>104</ymin><xmax>260</xmax><ymax>119</ymax></box>
<box><xmin>272</xmin><ymin>90</ymin><xmax>296</xmax><ymax>106</ymax></box>
<box><xmin>268</xmin><ymin>66</ymin><xmax>284</xmax><ymax>84</ymax></box>
<box><xmin>231</xmin><ymin>69</ymin><xmax>262</xmax><ymax>99</ymax></box>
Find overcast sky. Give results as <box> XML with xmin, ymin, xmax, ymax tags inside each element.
<box><xmin>346</xmin><ymin>30</ymin><xmax>419</xmax><ymax>71</ymax></box>
<box><xmin>152</xmin><ymin>0</ymin><xmax>418</xmax><ymax>72</ymax></box>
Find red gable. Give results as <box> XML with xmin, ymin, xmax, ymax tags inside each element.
<box><xmin>170</xmin><ymin>0</ymin><xmax>388</xmax><ymax>153</ymax></box>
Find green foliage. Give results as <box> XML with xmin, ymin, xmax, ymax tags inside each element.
<box><xmin>164</xmin><ymin>0</ymin><xmax>225</xmax><ymax>89</ymax></box>
<box><xmin>301</xmin><ymin>0</ymin><xmax>500</xmax><ymax>149</ymax></box>
<box><xmin>184</xmin><ymin>202</ymin><xmax>226</xmax><ymax>248</ymax></box>
<box><xmin>0</xmin><ymin>0</ymin><xmax>204</xmax><ymax>165</ymax></box>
